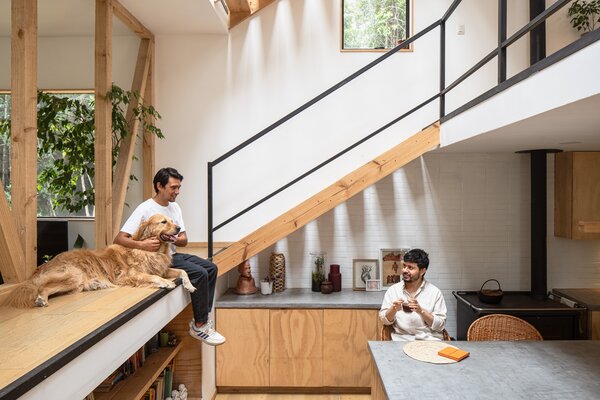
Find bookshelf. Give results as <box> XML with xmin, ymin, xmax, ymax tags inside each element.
<box><xmin>95</xmin><ymin>341</ymin><xmax>182</xmax><ymax>400</ymax></box>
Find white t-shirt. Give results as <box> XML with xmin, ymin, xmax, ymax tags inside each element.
<box><xmin>379</xmin><ymin>279</ymin><xmax>447</xmax><ymax>341</ymax></box>
<box><xmin>120</xmin><ymin>198</ymin><xmax>186</xmax><ymax>254</ymax></box>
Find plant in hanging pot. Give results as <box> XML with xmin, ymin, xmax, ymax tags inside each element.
<box><xmin>567</xmin><ymin>0</ymin><xmax>600</xmax><ymax>35</ymax></box>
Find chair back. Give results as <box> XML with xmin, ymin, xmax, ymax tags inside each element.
<box><xmin>380</xmin><ymin>324</ymin><xmax>451</xmax><ymax>341</ymax></box>
<box><xmin>467</xmin><ymin>314</ymin><xmax>543</xmax><ymax>341</ymax></box>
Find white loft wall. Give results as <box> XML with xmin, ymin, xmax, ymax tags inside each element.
<box><xmin>227</xmin><ymin>153</ymin><xmax>600</xmax><ymax>337</ymax></box>
<box><xmin>153</xmin><ymin>0</ymin><xmax>546</xmax><ymax>242</ymax></box>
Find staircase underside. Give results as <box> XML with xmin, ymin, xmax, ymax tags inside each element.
<box><xmin>227</xmin><ymin>0</ymin><xmax>277</xmax><ymax>29</ymax></box>
<box><xmin>214</xmin><ymin>123</ymin><xmax>441</xmax><ymax>276</ymax></box>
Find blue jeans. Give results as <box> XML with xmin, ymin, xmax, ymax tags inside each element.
<box><xmin>172</xmin><ymin>253</ymin><xmax>218</xmax><ymax>324</ymax></box>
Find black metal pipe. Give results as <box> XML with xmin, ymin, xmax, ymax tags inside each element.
<box><xmin>440</xmin><ymin>20</ymin><xmax>446</xmax><ymax>119</ymax></box>
<box><xmin>498</xmin><ymin>0</ymin><xmax>507</xmax><ymax>83</ymax></box>
<box><xmin>530</xmin><ymin>150</ymin><xmax>547</xmax><ymax>300</ymax></box>
<box><xmin>530</xmin><ymin>0</ymin><xmax>547</xmax><ymax>65</ymax></box>
<box><xmin>207</xmin><ymin>161</ymin><xmax>214</xmax><ymax>258</ymax></box>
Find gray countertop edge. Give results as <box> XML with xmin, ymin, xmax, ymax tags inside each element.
<box><xmin>215</xmin><ymin>288</ymin><xmax>385</xmax><ymax>309</ymax></box>
<box><xmin>552</xmin><ymin>288</ymin><xmax>600</xmax><ymax>311</ymax></box>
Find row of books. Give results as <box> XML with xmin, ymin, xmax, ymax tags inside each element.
<box><xmin>92</xmin><ymin>332</ymin><xmax>169</xmax><ymax>394</ymax></box>
<box><xmin>142</xmin><ymin>362</ymin><xmax>174</xmax><ymax>400</ymax></box>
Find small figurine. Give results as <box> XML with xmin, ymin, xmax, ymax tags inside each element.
<box><xmin>234</xmin><ymin>260</ymin><xmax>258</xmax><ymax>295</ymax></box>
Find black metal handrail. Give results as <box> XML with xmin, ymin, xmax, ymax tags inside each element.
<box><xmin>208</xmin><ymin>0</ymin><xmax>578</xmax><ymax>257</ymax></box>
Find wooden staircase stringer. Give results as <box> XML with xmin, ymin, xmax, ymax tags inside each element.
<box><xmin>213</xmin><ymin>123</ymin><xmax>440</xmax><ymax>276</ymax></box>
<box><xmin>227</xmin><ymin>0</ymin><xmax>278</xmax><ymax>29</ymax></box>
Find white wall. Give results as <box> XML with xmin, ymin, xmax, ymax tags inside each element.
<box><xmin>229</xmin><ymin>153</ymin><xmax>600</xmax><ymax>337</ymax></box>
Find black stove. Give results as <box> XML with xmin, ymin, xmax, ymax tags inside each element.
<box><xmin>453</xmin><ymin>291</ymin><xmax>588</xmax><ymax>340</ymax></box>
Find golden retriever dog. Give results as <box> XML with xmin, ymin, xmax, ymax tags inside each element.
<box><xmin>6</xmin><ymin>214</ymin><xmax>196</xmax><ymax>308</ymax></box>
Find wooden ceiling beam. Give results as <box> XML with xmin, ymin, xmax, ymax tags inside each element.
<box><xmin>112</xmin><ymin>0</ymin><xmax>154</xmax><ymax>40</ymax></box>
<box><xmin>95</xmin><ymin>0</ymin><xmax>113</xmax><ymax>249</ymax></box>
<box><xmin>10</xmin><ymin>0</ymin><xmax>38</xmax><ymax>278</ymax></box>
<box><xmin>112</xmin><ymin>38</ymin><xmax>152</xmax><ymax>236</ymax></box>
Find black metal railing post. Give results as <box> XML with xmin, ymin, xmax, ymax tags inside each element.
<box><xmin>440</xmin><ymin>20</ymin><xmax>446</xmax><ymax>119</ymax></box>
<box><xmin>498</xmin><ymin>0</ymin><xmax>507</xmax><ymax>83</ymax></box>
<box><xmin>207</xmin><ymin>161</ymin><xmax>214</xmax><ymax>258</ymax></box>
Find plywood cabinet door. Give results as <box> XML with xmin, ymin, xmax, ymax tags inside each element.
<box><xmin>216</xmin><ymin>308</ymin><xmax>270</xmax><ymax>386</ymax></box>
<box><xmin>592</xmin><ymin>311</ymin><xmax>600</xmax><ymax>340</ymax></box>
<box><xmin>269</xmin><ymin>309</ymin><xmax>323</xmax><ymax>387</ymax></box>
<box><xmin>323</xmin><ymin>309</ymin><xmax>378</xmax><ymax>387</ymax></box>
<box><xmin>555</xmin><ymin>152</ymin><xmax>600</xmax><ymax>239</ymax></box>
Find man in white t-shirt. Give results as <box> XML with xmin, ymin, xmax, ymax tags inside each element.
<box><xmin>379</xmin><ymin>249</ymin><xmax>447</xmax><ymax>341</ymax></box>
<box><xmin>114</xmin><ymin>167</ymin><xmax>225</xmax><ymax>346</ymax></box>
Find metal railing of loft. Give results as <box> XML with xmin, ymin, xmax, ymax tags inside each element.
<box><xmin>207</xmin><ymin>0</ymin><xmax>587</xmax><ymax>258</ymax></box>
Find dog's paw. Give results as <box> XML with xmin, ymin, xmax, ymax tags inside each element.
<box><xmin>160</xmin><ymin>280</ymin><xmax>177</xmax><ymax>289</ymax></box>
<box><xmin>89</xmin><ymin>280</ymin><xmax>102</xmax><ymax>290</ymax></box>
<box><xmin>183</xmin><ymin>282</ymin><xmax>197</xmax><ymax>293</ymax></box>
<box><xmin>35</xmin><ymin>296</ymin><xmax>48</xmax><ymax>307</ymax></box>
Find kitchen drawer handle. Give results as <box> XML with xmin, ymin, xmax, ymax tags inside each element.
<box><xmin>577</xmin><ymin>221</ymin><xmax>600</xmax><ymax>233</ymax></box>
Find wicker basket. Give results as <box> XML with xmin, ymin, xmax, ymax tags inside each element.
<box><xmin>269</xmin><ymin>252</ymin><xmax>286</xmax><ymax>293</ymax></box>
<box><xmin>478</xmin><ymin>279</ymin><xmax>503</xmax><ymax>304</ymax></box>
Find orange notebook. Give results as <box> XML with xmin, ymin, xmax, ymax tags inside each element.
<box><xmin>438</xmin><ymin>346</ymin><xmax>470</xmax><ymax>361</ymax></box>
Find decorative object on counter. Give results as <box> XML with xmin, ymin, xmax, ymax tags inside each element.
<box><xmin>366</xmin><ymin>279</ymin><xmax>382</xmax><ymax>291</ymax></box>
<box><xmin>329</xmin><ymin>264</ymin><xmax>342</xmax><ymax>292</ymax></box>
<box><xmin>269</xmin><ymin>252</ymin><xmax>286</xmax><ymax>292</ymax></box>
<box><xmin>260</xmin><ymin>276</ymin><xmax>273</xmax><ymax>295</ymax></box>
<box><xmin>310</xmin><ymin>252</ymin><xmax>326</xmax><ymax>292</ymax></box>
<box><xmin>477</xmin><ymin>279</ymin><xmax>503</xmax><ymax>304</ymax></box>
<box><xmin>234</xmin><ymin>260</ymin><xmax>258</xmax><ymax>295</ymax></box>
<box><xmin>352</xmin><ymin>258</ymin><xmax>379</xmax><ymax>291</ymax></box>
<box><xmin>379</xmin><ymin>248</ymin><xmax>409</xmax><ymax>288</ymax></box>
<box><xmin>321</xmin><ymin>280</ymin><xmax>334</xmax><ymax>294</ymax></box>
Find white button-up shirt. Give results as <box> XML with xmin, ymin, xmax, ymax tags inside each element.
<box><xmin>379</xmin><ymin>279</ymin><xmax>447</xmax><ymax>341</ymax></box>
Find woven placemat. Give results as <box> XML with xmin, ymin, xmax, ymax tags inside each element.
<box><xmin>403</xmin><ymin>341</ymin><xmax>459</xmax><ymax>364</ymax></box>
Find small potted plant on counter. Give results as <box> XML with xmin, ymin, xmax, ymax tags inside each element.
<box><xmin>260</xmin><ymin>275</ymin><xmax>273</xmax><ymax>295</ymax></box>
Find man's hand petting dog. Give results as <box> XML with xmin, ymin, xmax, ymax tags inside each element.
<box><xmin>140</xmin><ymin>238</ymin><xmax>161</xmax><ymax>252</ymax></box>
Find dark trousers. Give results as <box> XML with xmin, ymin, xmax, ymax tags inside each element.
<box><xmin>172</xmin><ymin>253</ymin><xmax>218</xmax><ymax>324</ymax></box>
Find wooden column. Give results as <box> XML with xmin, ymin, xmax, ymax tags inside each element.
<box><xmin>95</xmin><ymin>0</ymin><xmax>113</xmax><ymax>248</ymax></box>
<box><xmin>112</xmin><ymin>38</ymin><xmax>151</xmax><ymax>236</ymax></box>
<box><xmin>10</xmin><ymin>0</ymin><xmax>37</xmax><ymax>278</ymax></box>
<box><xmin>143</xmin><ymin>42</ymin><xmax>155</xmax><ymax>200</ymax></box>
<box><xmin>0</xmin><ymin>178</ymin><xmax>27</xmax><ymax>282</ymax></box>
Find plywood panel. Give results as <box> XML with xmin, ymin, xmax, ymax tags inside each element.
<box><xmin>216</xmin><ymin>308</ymin><xmax>270</xmax><ymax>386</ymax></box>
<box><xmin>592</xmin><ymin>311</ymin><xmax>600</xmax><ymax>340</ymax></box>
<box><xmin>572</xmin><ymin>152</ymin><xmax>600</xmax><ymax>240</ymax></box>
<box><xmin>323</xmin><ymin>309</ymin><xmax>378</xmax><ymax>387</ymax></box>
<box><xmin>270</xmin><ymin>309</ymin><xmax>322</xmax><ymax>387</ymax></box>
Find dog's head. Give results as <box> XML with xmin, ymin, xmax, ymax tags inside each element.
<box><xmin>132</xmin><ymin>214</ymin><xmax>181</xmax><ymax>242</ymax></box>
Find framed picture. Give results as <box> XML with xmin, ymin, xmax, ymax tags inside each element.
<box><xmin>352</xmin><ymin>259</ymin><xmax>379</xmax><ymax>291</ymax></box>
<box><xmin>380</xmin><ymin>248</ymin><xmax>410</xmax><ymax>288</ymax></box>
<box><xmin>366</xmin><ymin>279</ymin><xmax>382</xmax><ymax>291</ymax></box>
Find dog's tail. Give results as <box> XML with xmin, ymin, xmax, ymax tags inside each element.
<box><xmin>2</xmin><ymin>282</ymin><xmax>38</xmax><ymax>308</ymax></box>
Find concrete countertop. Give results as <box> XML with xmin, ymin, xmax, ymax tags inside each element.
<box><xmin>553</xmin><ymin>288</ymin><xmax>600</xmax><ymax>311</ymax></box>
<box><xmin>369</xmin><ymin>340</ymin><xmax>600</xmax><ymax>399</ymax></box>
<box><xmin>215</xmin><ymin>288</ymin><xmax>385</xmax><ymax>309</ymax></box>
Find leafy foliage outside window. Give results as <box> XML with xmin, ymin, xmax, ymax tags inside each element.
<box><xmin>0</xmin><ymin>85</ymin><xmax>164</xmax><ymax>217</ymax></box>
<box><xmin>342</xmin><ymin>0</ymin><xmax>409</xmax><ymax>50</ymax></box>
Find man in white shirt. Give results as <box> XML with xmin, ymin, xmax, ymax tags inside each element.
<box><xmin>379</xmin><ymin>249</ymin><xmax>447</xmax><ymax>341</ymax></box>
<box><xmin>114</xmin><ymin>167</ymin><xmax>225</xmax><ymax>346</ymax></box>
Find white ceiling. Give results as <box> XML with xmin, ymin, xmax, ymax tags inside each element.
<box><xmin>0</xmin><ymin>0</ymin><xmax>227</xmax><ymax>37</ymax></box>
<box><xmin>438</xmin><ymin>93</ymin><xmax>600</xmax><ymax>153</ymax></box>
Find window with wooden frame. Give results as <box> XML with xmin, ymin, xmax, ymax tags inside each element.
<box><xmin>341</xmin><ymin>0</ymin><xmax>411</xmax><ymax>52</ymax></box>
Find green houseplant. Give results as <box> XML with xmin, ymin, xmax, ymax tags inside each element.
<box><xmin>0</xmin><ymin>84</ymin><xmax>164</xmax><ymax>216</ymax></box>
<box><xmin>567</xmin><ymin>0</ymin><xmax>600</xmax><ymax>34</ymax></box>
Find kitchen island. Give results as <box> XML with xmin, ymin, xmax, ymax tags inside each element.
<box><xmin>369</xmin><ymin>340</ymin><xmax>600</xmax><ymax>399</ymax></box>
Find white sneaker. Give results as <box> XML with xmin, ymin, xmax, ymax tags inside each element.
<box><xmin>189</xmin><ymin>320</ymin><xmax>226</xmax><ymax>346</ymax></box>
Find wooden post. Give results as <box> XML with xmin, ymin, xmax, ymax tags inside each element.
<box><xmin>112</xmin><ymin>38</ymin><xmax>151</xmax><ymax>236</ymax></box>
<box><xmin>95</xmin><ymin>0</ymin><xmax>113</xmax><ymax>248</ymax></box>
<box><xmin>10</xmin><ymin>0</ymin><xmax>38</xmax><ymax>278</ymax></box>
<box><xmin>0</xmin><ymin>179</ymin><xmax>27</xmax><ymax>283</ymax></box>
<box><xmin>143</xmin><ymin>41</ymin><xmax>156</xmax><ymax>200</ymax></box>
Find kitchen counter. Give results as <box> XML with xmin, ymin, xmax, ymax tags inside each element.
<box><xmin>553</xmin><ymin>288</ymin><xmax>600</xmax><ymax>311</ymax></box>
<box><xmin>215</xmin><ymin>288</ymin><xmax>385</xmax><ymax>309</ymax></box>
<box><xmin>369</xmin><ymin>340</ymin><xmax>600</xmax><ymax>400</ymax></box>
